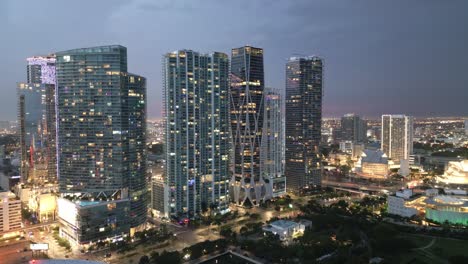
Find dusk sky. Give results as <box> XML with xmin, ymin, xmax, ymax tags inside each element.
<box><xmin>1</xmin><ymin>0</ymin><xmax>467</xmax><ymax>120</ymax></box>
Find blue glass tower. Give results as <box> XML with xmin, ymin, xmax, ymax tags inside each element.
<box><xmin>55</xmin><ymin>45</ymin><xmax>147</xmax><ymax>244</ymax></box>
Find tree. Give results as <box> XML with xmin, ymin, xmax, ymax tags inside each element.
<box><xmin>150</xmin><ymin>250</ymin><xmax>181</xmax><ymax>264</ymax></box>
<box><xmin>138</xmin><ymin>255</ymin><xmax>150</xmax><ymax>264</ymax></box>
<box><xmin>449</xmin><ymin>255</ymin><xmax>468</xmax><ymax>264</ymax></box>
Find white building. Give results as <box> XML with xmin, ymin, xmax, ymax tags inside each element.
<box><xmin>387</xmin><ymin>189</ymin><xmax>418</xmax><ymax>218</ymax></box>
<box><xmin>261</xmin><ymin>89</ymin><xmax>286</xmax><ymax>198</ymax></box>
<box><xmin>381</xmin><ymin>115</ymin><xmax>413</xmax><ymax>163</ymax></box>
<box><xmin>262</xmin><ymin>219</ymin><xmax>311</xmax><ymax>241</ymax></box>
<box><xmin>0</xmin><ymin>191</ymin><xmax>22</xmax><ymax>238</ymax></box>
<box><xmin>438</xmin><ymin>160</ymin><xmax>468</xmax><ymax>185</ymax></box>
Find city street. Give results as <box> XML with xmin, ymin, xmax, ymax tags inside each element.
<box><xmin>0</xmin><ymin>240</ymin><xmax>31</xmax><ymax>264</ymax></box>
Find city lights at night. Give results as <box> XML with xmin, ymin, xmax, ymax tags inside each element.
<box><xmin>0</xmin><ymin>0</ymin><xmax>467</xmax><ymax>263</ymax></box>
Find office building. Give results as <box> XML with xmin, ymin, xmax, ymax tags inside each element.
<box><xmin>55</xmin><ymin>45</ymin><xmax>147</xmax><ymax>245</ymax></box>
<box><xmin>381</xmin><ymin>115</ymin><xmax>413</xmax><ymax>163</ymax></box>
<box><xmin>285</xmin><ymin>56</ymin><xmax>323</xmax><ymax>191</ymax></box>
<box><xmin>261</xmin><ymin>88</ymin><xmax>286</xmax><ymax>198</ymax></box>
<box><xmin>0</xmin><ymin>191</ymin><xmax>22</xmax><ymax>238</ymax></box>
<box><xmin>340</xmin><ymin>113</ymin><xmax>367</xmax><ymax>143</ymax></box>
<box><xmin>18</xmin><ymin>56</ymin><xmax>57</xmax><ymax>183</ymax></box>
<box><xmin>230</xmin><ymin>46</ymin><xmax>266</xmax><ymax>206</ymax></box>
<box><xmin>163</xmin><ymin>50</ymin><xmax>230</xmax><ymax>218</ymax></box>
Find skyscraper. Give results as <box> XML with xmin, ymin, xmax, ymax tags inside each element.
<box><xmin>261</xmin><ymin>88</ymin><xmax>285</xmax><ymax>198</ymax></box>
<box><xmin>230</xmin><ymin>46</ymin><xmax>265</xmax><ymax>206</ymax></box>
<box><xmin>55</xmin><ymin>45</ymin><xmax>147</xmax><ymax>245</ymax></box>
<box><xmin>285</xmin><ymin>56</ymin><xmax>323</xmax><ymax>191</ymax></box>
<box><xmin>381</xmin><ymin>115</ymin><xmax>413</xmax><ymax>163</ymax></box>
<box><xmin>341</xmin><ymin>113</ymin><xmax>367</xmax><ymax>143</ymax></box>
<box><xmin>18</xmin><ymin>56</ymin><xmax>57</xmax><ymax>183</ymax></box>
<box><xmin>163</xmin><ymin>50</ymin><xmax>230</xmax><ymax>218</ymax></box>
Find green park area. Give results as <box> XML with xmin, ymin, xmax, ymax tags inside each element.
<box><xmin>395</xmin><ymin>234</ymin><xmax>468</xmax><ymax>264</ymax></box>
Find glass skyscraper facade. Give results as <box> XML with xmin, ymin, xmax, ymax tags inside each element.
<box><xmin>230</xmin><ymin>46</ymin><xmax>266</xmax><ymax>206</ymax></box>
<box><xmin>163</xmin><ymin>50</ymin><xmax>230</xmax><ymax>218</ymax></box>
<box><xmin>55</xmin><ymin>45</ymin><xmax>147</xmax><ymax>244</ymax></box>
<box><xmin>285</xmin><ymin>56</ymin><xmax>323</xmax><ymax>191</ymax></box>
<box><xmin>18</xmin><ymin>56</ymin><xmax>57</xmax><ymax>183</ymax></box>
<box><xmin>341</xmin><ymin>113</ymin><xmax>367</xmax><ymax>143</ymax></box>
<box><xmin>261</xmin><ymin>88</ymin><xmax>285</xmax><ymax>198</ymax></box>
<box><xmin>381</xmin><ymin>114</ymin><xmax>413</xmax><ymax>163</ymax></box>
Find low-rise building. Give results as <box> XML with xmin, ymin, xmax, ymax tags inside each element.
<box><xmin>425</xmin><ymin>195</ymin><xmax>468</xmax><ymax>226</ymax></box>
<box><xmin>151</xmin><ymin>175</ymin><xmax>169</xmax><ymax>218</ymax></box>
<box><xmin>387</xmin><ymin>189</ymin><xmax>418</xmax><ymax>218</ymax></box>
<box><xmin>0</xmin><ymin>191</ymin><xmax>22</xmax><ymax>238</ymax></box>
<box><xmin>355</xmin><ymin>149</ymin><xmax>390</xmax><ymax>179</ymax></box>
<box><xmin>262</xmin><ymin>219</ymin><xmax>312</xmax><ymax>241</ymax></box>
<box><xmin>339</xmin><ymin>141</ymin><xmax>364</xmax><ymax>159</ymax></box>
<box><xmin>387</xmin><ymin>189</ymin><xmax>468</xmax><ymax>226</ymax></box>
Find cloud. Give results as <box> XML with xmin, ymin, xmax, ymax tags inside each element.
<box><xmin>0</xmin><ymin>0</ymin><xmax>467</xmax><ymax>119</ymax></box>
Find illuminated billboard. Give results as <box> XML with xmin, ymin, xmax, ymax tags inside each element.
<box><xmin>30</xmin><ymin>243</ymin><xmax>49</xmax><ymax>250</ymax></box>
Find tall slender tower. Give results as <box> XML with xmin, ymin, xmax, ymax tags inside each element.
<box><xmin>230</xmin><ymin>46</ymin><xmax>265</xmax><ymax>206</ymax></box>
<box><xmin>261</xmin><ymin>88</ymin><xmax>285</xmax><ymax>198</ymax></box>
<box><xmin>18</xmin><ymin>56</ymin><xmax>57</xmax><ymax>183</ymax></box>
<box><xmin>55</xmin><ymin>45</ymin><xmax>147</xmax><ymax>245</ymax></box>
<box><xmin>381</xmin><ymin>115</ymin><xmax>413</xmax><ymax>163</ymax></box>
<box><xmin>163</xmin><ymin>50</ymin><xmax>230</xmax><ymax>218</ymax></box>
<box><xmin>285</xmin><ymin>56</ymin><xmax>323</xmax><ymax>192</ymax></box>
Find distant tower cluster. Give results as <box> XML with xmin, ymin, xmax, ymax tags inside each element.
<box><xmin>381</xmin><ymin>114</ymin><xmax>413</xmax><ymax>163</ymax></box>
<box><xmin>163</xmin><ymin>50</ymin><xmax>231</xmax><ymax>218</ymax></box>
<box><xmin>18</xmin><ymin>56</ymin><xmax>57</xmax><ymax>183</ymax></box>
<box><xmin>15</xmin><ymin>43</ymin><xmax>326</xmax><ymax>240</ymax></box>
<box><xmin>285</xmin><ymin>56</ymin><xmax>324</xmax><ymax>191</ymax></box>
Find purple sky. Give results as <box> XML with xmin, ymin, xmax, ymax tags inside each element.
<box><xmin>1</xmin><ymin>0</ymin><xmax>467</xmax><ymax>120</ymax></box>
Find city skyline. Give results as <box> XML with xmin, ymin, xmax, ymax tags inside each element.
<box><xmin>2</xmin><ymin>0</ymin><xmax>468</xmax><ymax>120</ymax></box>
<box><xmin>1</xmin><ymin>1</ymin><xmax>467</xmax><ymax>263</ymax></box>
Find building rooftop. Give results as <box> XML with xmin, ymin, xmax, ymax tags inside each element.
<box><xmin>361</xmin><ymin>149</ymin><xmax>388</xmax><ymax>164</ymax></box>
<box><xmin>270</xmin><ymin>220</ymin><xmax>297</xmax><ymax>229</ymax></box>
<box><xmin>431</xmin><ymin>195</ymin><xmax>467</xmax><ymax>206</ymax></box>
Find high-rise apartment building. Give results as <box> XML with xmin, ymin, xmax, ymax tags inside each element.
<box><xmin>381</xmin><ymin>115</ymin><xmax>413</xmax><ymax>163</ymax></box>
<box><xmin>285</xmin><ymin>56</ymin><xmax>323</xmax><ymax>191</ymax></box>
<box><xmin>151</xmin><ymin>175</ymin><xmax>168</xmax><ymax>219</ymax></box>
<box><xmin>55</xmin><ymin>45</ymin><xmax>147</xmax><ymax>244</ymax></box>
<box><xmin>230</xmin><ymin>46</ymin><xmax>265</xmax><ymax>206</ymax></box>
<box><xmin>341</xmin><ymin>113</ymin><xmax>367</xmax><ymax>143</ymax></box>
<box><xmin>261</xmin><ymin>88</ymin><xmax>285</xmax><ymax>197</ymax></box>
<box><xmin>18</xmin><ymin>56</ymin><xmax>57</xmax><ymax>183</ymax></box>
<box><xmin>163</xmin><ymin>50</ymin><xmax>230</xmax><ymax>218</ymax></box>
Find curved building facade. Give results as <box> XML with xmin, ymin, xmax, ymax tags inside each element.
<box><xmin>425</xmin><ymin>195</ymin><xmax>468</xmax><ymax>226</ymax></box>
